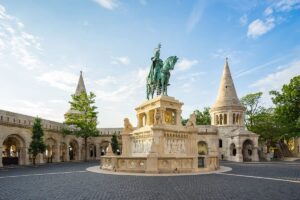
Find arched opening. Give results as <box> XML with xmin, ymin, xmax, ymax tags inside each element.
<box><xmin>2</xmin><ymin>134</ymin><xmax>26</xmax><ymax>166</ymax></box>
<box><xmin>45</xmin><ymin>138</ymin><xmax>57</xmax><ymax>163</ymax></box>
<box><xmin>100</xmin><ymin>141</ymin><xmax>109</xmax><ymax>155</ymax></box>
<box><xmin>219</xmin><ymin>114</ymin><xmax>223</xmax><ymax>125</ymax></box>
<box><xmin>197</xmin><ymin>141</ymin><xmax>208</xmax><ymax>155</ymax></box>
<box><xmin>216</xmin><ymin>115</ymin><xmax>219</xmax><ymax>125</ymax></box>
<box><xmin>224</xmin><ymin>114</ymin><xmax>227</xmax><ymax>125</ymax></box>
<box><xmin>242</xmin><ymin>139</ymin><xmax>254</xmax><ymax>162</ymax></box>
<box><xmin>230</xmin><ymin>143</ymin><xmax>236</xmax><ymax>156</ymax></box>
<box><xmin>69</xmin><ymin>140</ymin><xmax>79</xmax><ymax>161</ymax></box>
<box><xmin>89</xmin><ymin>144</ymin><xmax>96</xmax><ymax>160</ymax></box>
<box><xmin>219</xmin><ymin>139</ymin><xmax>223</xmax><ymax>148</ymax></box>
<box><xmin>233</xmin><ymin>113</ymin><xmax>236</xmax><ymax>124</ymax></box>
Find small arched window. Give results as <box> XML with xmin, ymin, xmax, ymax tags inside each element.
<box><xmin>219</xmin><ymin>139</ymin><xmax>223</xmax><ymax>148</ymax></box>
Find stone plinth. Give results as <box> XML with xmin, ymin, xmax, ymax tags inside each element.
<box><xmin>101</xmin><ymin>96</ymin><xmax>219</xmax><ymax>173</ymax></box>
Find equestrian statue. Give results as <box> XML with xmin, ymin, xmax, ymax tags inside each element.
<box><xmin>146</xmin><ymin>44</ymin><xmax>178</xmax><ymax>99</ymax></box>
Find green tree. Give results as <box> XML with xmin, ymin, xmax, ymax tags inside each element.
<box><xmin>111</xmin><ymin>132</ymin><xmax>119</xmax><ymax>154</ymax></box>
<box><xmin>240</xmin><ymin>92</ymin><xmax>263</xmax><ymax>128</ymax></box>
<box><xmin>250</xmin><ymin>107</ymin><xmax>281</xmax><ymax>151</ymax></box>
<box><xmin>64</xmin><ymin>92</ymin><xmax>99</xmax><ymax>161</ymax></box>
<box><xmin>270</xmin><ymin>75</ymin><xmax>300</xmax><ymax>139</ymax></box>
<box><xmin>29</xmin><ymin>117</ymin><xmax>46</xmax><ymax>165</ymax></box>
<box><xmin>194</xmin><ymin>107</ymin><xmax>211</xmax><ymax>125</ymax></box>
<box><xmin>182</xmin><ymin>107</ymin><xmax>211</xmax><ymax>126</ymax></box>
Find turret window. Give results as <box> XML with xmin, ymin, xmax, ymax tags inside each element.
<box><xmin>233</xmin><ymin>113</ymin><xmax>236</xmax><ymax>124</ymax></box>
<box><xmin>224</xmin><ymin>114</ymin><xmax>227</xmax><ymax>125</ymax></box>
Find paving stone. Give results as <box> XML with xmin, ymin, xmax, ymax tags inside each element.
<box><xmin>0</xmin><ymin>161</ymin><xmax>299</xmax><ymax>200</ymax></box>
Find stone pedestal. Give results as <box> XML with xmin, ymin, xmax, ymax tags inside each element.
<box><xmin>101</xmin><ymin>95</ymin><xmax>219</xmax><ymax>173</ymax></box>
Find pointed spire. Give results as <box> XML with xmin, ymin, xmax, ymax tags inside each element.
<box><xmin>212</xmin><ymin>58</ymin><xmax>242</xmax><ymax>108</ymax></box>
<box><xmin>75</xmin><ymin>71</ymin><xmax>86</xmax><ymax>96</ymax></box>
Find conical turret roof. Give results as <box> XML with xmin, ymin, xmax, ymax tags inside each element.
<box><xmin>211</xmin><ymin>58</ymin><xmax>243</xmax><ymax>110</ymax></box>
<box><xmin>75</xmin><ymin>71</ymin><xmax>86</xmax><ymax>96</ymax></box>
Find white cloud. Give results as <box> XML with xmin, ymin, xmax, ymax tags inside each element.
<box><xmin>111</xmin><ymin>56</ymin><xmax>130</xmax><ymax>65</ymax></box>
<box><xmin>0</xmin><ymin>4</ymin><xmax>41</xmax><ymax>70</ymax></box>
<box><xmin>93</xmin><ymin>0</ymin><xmax>119</xmax><ymax>10</ymax></box>
<box><xmin>247</xmin><ymin>17</ymin><xmax>275</xmax><ymax>38</ymax></box>
<box><xmin>186</xmin><ymin>1</ymin><xmax>206</xmax><ymax>32</ymax></box>
<box><xmin>251</xmin><ymin>60</ymin><xmax>300</xmax><ymax>91</ymax></box>
<box><xmin>95</xmin><ymin>76</ymin><xmax>117</xmax><ymax>87</ymax></box>
<box><xmin>2</xmin><ymin>99</ymin><xmax>65</xmax><ymax>122</ymax></box>
<box><xmin>176</xmin><ymin>58</ymin><xmax>198</xmax><ymax>71</ymax></box>
<box><xmin>274</xmin><ymin>0</ymin><xmax>300</xmax><ymax>12</ymax></box>
<box><xmin>239</xmin><ymin>14</ymin><xmax>248</xmax><ymax>26</ymax></box>
<box><xmin>264</xmin><ymin>7</ymin><xmax>273</xmax><ymax>16</ymax></box>
<box><xmin>37</xmin><ymin>70</ymin><xmax>78</xmax><ymax>92</ymax></box>
<box><xmin>95</xmin><ymin>68</ymin><xmax>147</xmax><ymax>102</ymax></box>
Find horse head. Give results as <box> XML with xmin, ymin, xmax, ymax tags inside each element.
<box><xmin>164</xmin><ymin>56</ymin><xmax>178</xmax><ymax>71</ymax></box>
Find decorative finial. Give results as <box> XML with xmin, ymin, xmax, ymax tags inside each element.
<box><xmin>80</xmin><ymin>70</ymin><xmax>82</xmax><ymax>75</ymax></box>
<box><xmin>158</xmin><ymin>43</ymin><xmax>161</xmax><ymax>49</ymax></box>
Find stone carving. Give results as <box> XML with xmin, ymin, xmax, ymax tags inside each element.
<box><xmin>164</xmin><ymin>139</ymin><xmax>186</xmax><ymax>154</ymax></box>
<box><xmin>123</xmin><ymin>118</ymin><xmax>133</xmax><ymax>133</ymax></box>
<box><xmin>132</xmin><ymin>139</ymin><xmax>152</xmax><ymax>154</ymax></box>
<box><xmin>186</xmin><ymin>113</ymin><xmax>196</xmax><ymax>127</ymax></box>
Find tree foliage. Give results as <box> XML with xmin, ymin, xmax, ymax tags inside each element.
<box><xmin>182</xmin><ymin>107</ymin><xmax>211</xmax><ymax>126</ymax></box>
<box><xmin>194</xmin><ymin>107</ymin><xmax>211</xmax><ymax>125</ymax></box>
<box><xmin>240</xmin><ymin>92</ymin><xmax>263</xmax><ymax>128</ymax></box>
<box><xmin>111</xmin><ymin>133</ymin><xmax>119</xmax><ymax>154</ymax></box>
<box><xmin>64</xmin><ymin>91</ymin><xmax>99</xmax><ymax>161</ymax></box>
<box><xmin>270</xmin><ymin>75</ymin><xmax>300</xmax><ymax>139</ymax></box>
<box><xmin>29</xmin><ymin>117</ymin><xmax>46</xmax><ymax>165</ymax></box>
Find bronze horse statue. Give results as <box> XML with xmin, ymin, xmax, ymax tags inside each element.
<box><xmin>146</xmin><ymin>56</ymin><xmax>178</xmax><ymax>99</ymax></box>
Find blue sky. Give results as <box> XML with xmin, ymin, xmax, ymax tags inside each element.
<box><xmin>0</xmin><ymin>0</ymin><xmax>299</xmax><ymax>127</ymax></box>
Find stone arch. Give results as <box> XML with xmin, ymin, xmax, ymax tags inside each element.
<box><xmin>69</xmin><ymin>140</ymin><xmax>79</xmax><ymax>161</ymax></box>
<box><xmin>2</xmin><ymin>134</ymin><xmax>26</xmax><ymax>166</ymax></box>
<box><xmin>197</xmin><ymin>141</ymin><xmax>208</xmax><ymax>155</ymax></box>
<box><xmin>44</xmin><ymin>138</ymin><xmax>57</xmax><ymax>163</ymax></box>
<box><xmin>242</xmin><ymin>139</ymin><xmax>254</xmax><ymax>162</ymax></box>
<box><xmin>230</xmin><ymin>143</ymin><xmax>236</xmax><ymax>156</ymax></box>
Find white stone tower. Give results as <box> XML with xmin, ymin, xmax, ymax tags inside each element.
<box><xmin>210</xmin><ymin>58</ymin><xmax>246</xmax><ymax>126</ymax></box>
<box><xmin>210</xmin><ymin>58</ymin><xmax>259</xmax><ymax>162</ymax></box>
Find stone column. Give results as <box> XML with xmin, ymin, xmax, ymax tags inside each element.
<box><xmin>252</xmin><ymin>147</ymin><xmax>259</xmax><ymax>162</ymax></box>
<box><xmin>78</xmin><ymin>144</ymin><xmax>82</xmax><ymax>161</ymax></box>
<box><xmin>56</xmin><ymin>145</ymin><xmax>60</xmax><ymax>162</ymax></box>
<box><xmin>176</xmin><ymin>110</ymin><xmax>182</xmax><ymax>125</ymax></box>
<box><xmin>0</xmin><ymin>146</ymin><xmax>3</xmax><ymax>167</ymax></box>
<box><xmin>146</xmin><ymin>111</ymin><xmax>151</xmax><ymax>126</ymax></box>
<box><xmin>96</xmin><ymin>144</ymin><xmax>101</xmax><ymax>160</ymax></box>
<box><xmin>228</xmin><ymin>111</ymin><xmax>232</xmax><ymax>125</ymax></box>
<box><xmin>236</xmin><ymin>147</ymin><xmax>243</xmax><ymax>162</ymax></box>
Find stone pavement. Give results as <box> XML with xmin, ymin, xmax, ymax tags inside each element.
<box><xmin>0</xmin><ymin>161</ymin><xmax>299</xmax><ymax>200</ymax></box>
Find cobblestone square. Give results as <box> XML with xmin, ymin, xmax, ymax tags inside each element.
<box><xmin>0</xmin><ymin>161</ymin><xmax>299</xmax><ymax>200</ymax></box>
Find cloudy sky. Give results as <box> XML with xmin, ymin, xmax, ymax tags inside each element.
<box><xmin>0</xmin><ymin>0</ymin><xmax>299</xmax><ymax>127</ymax></box>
